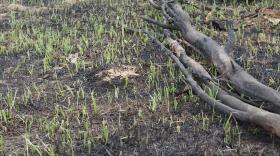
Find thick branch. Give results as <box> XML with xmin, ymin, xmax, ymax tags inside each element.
<box><xmin>165</xmin><ymin>35</ymin><xmax>280</xmax><ymax>137</ymax></box>
<box><xmin>144</xmin><ymin>30</ymin><xmax>248</xmax><ymax>120</ymax></box>
<box><xmin>167</xmin><ymin>2</ymin><xmax>280</xmax><ymax>107</ymax></box>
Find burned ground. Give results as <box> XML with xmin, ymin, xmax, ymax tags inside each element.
<box><xmin>0</xmin><ymin>0</ymin><xmax>280</xmax><ymax>155</ymax></box>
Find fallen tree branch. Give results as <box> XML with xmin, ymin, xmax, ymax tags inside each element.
<box><xmin>164</xmin><ymin>32</ymin><xmax>280</xmax><ymax>137</ymax></box>
<box><xmin>163</xmin><ymin>1</ymin><xmax>280</xmax><ymax>107</ymax></box>
<box><xmin>144</xmin><ymin>29</ymin><xmax>280</xmax><ymax>137</ymax></box>
<box><xmin>143</xmin><ymin>30</ymin><xmax>248</xmax><ymax>120</ymax></box>
<box><xmin>142</xmin><ymin>0</ymin><xmax>280</xmax><ymax>138</ymax></box>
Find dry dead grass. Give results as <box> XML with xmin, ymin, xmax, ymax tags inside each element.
<box><xmin>96</xmin><ymin>65</ymin><xmax>139</xmax><ymax>81</ymax></box>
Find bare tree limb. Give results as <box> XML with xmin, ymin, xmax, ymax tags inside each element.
<box><xmin>141</xmin><ymin>16</ymin><xmax>178</xmax><ymax>30</ymax></box>
<box><xmin>142</xmin><ymin>30</ymin><xmax>248</xmax><ymax>120</ymax></box>
<box><xmin>165</xmin><ymin>35</ymin><xmax>280</xmax><ymax>137</ymax></box>
<box><xmin>143</xmin><ymin>0</ymin><xmax>280</xmax><ymax>137</ymax></box>
<box><xmin>165</xmin><ymin>2</ymin><xmax>280</xmax><ymax>107</ymax></box>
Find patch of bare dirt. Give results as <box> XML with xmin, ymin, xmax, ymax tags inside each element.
<box><xmin>96</xmin><ymin>65</ymin><xmax>139</xmax><ymax>82</ymax></box>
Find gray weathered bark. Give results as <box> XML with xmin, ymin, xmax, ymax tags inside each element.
<box><xmin>143</xmin><ymin>0</ymin><xmax>280</xmax><ymax>137</ymax></box>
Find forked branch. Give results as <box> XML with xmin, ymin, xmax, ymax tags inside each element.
<box><xmin>142</xmin><ymin>0</ymin><xmax>280</xmax><ymax>137</ymax></box>
<box><xmin>160</xmin><ymin>1</ymin><xmax>280</xmax><ymax>107</ymax></box>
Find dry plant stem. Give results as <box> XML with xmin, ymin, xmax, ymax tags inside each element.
<box><xmin>166</xmin><ymin>35</ymin><xmax>280</xmax><ymax>137</ymax></box>
<box><xmin>165</xmin><ymin>2</ymin><xmax>280</xmax><ymax>107</ymax></box>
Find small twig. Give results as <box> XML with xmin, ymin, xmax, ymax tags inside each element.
<box><xmin>224</xmin><ymin>29</ymin><xmax>235</xmax><ymax>54</ymax></box>
<box><xmin>141</xmin><ymin>16</ymin><xmax>178</xmax><ymax>30</ymax></box>
<box><xmin>177</xmin><ymin>39</ymin><xmax>202</xmax><ymax>55</ymax></box>
<box><xmin>148</xmin><ymin>0</ymin><xmax>161</xmax><ymax>9</ymax></box>
<box><xmin>161</xmin><ymin>1</ymin><xmax>173</xmax><ymax>21</ymax></box>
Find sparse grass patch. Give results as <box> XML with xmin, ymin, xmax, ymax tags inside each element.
<box><xmin>0</xmin><ymin>0</ymin><xmax>279</xmax><ymax>155</ymax></box>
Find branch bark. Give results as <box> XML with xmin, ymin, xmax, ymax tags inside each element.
<box><xmin>164</xmin><ymin>34</ymin><xmax>280</xmax><ymax>137</ymax></box>
<box><xmin>166</xmin><ymin>2</ymin><xmax>280</xmax><ymax>107</ymax></box>
<box><xmin>143</xmin><ymin>0</ymin><xmax>280</xmax><ymax>137</ymax></box>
